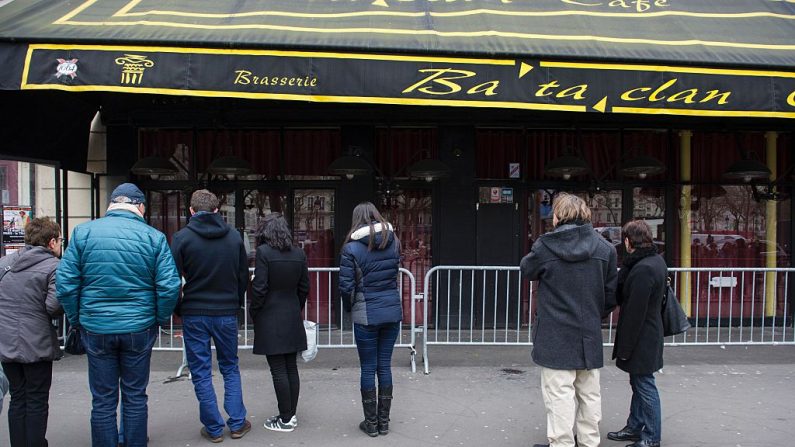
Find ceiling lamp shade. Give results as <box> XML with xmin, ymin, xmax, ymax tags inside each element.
<box><xmin>130</xmin><ymin>156</ymin><xmax>177</xmax><ymax>179</ymax></box>
<box><xmin>544</xmin><ymin>155</ymin><xmax>589</xmax><ymax>180</ymax></box>
<box><xmin>722</xmin><ymin>158</ymin><xmax>771</xmax><ymax>183</ymax></box>
<box><xmin>207</xmin><ymin>156</ymin><xmax>252</xmax><ymax>176</ymax></box>
<box><xmin>407</xmin><ymin>158</ymin><xmax>451</xmax><ymax>182</ymax></box>
<box><xmin>619</xmin><ymin>155</ymin><xmax>666</xmax><ymax>179</ymax></box>
<box><xmin>328</xmin><ymin>155</ymin><xmax>373</xmax><ymax>179</ymax></box>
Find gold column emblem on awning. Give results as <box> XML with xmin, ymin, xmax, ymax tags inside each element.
<box><xmin>114</xmin><ymin>54</ymin><xmax>155</xmax><ymax>85</ymax></box>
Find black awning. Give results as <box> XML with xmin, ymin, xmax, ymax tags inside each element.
<box><xmin>1</xmin><ymin>0</ymin><xmax>795</xmax><ymax>118</ymax></box>
<box><xmin>3</xmin><ymin>0</ymin><xmax>795</xmax><ymax>67</ymax></box>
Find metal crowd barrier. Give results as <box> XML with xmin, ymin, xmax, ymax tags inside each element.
<box><xmin>57</xmin><ymin>265</ymin><xmax>795</xmax><ymax>376</ymax></box>
<box><xmin>165</xmin><ymin>267</ymin><xmax>421</xmax><ymax>376</ymax></box>
<box><xmin>421</xmin><ymin>266</ymin><xmax>795</xmax><ymax>374</ymax></box>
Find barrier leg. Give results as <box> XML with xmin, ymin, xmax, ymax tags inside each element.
<box><xmin>423</xmin><ymin>351</ymin><xmax>430</xmax><ymax>375</ymax></box>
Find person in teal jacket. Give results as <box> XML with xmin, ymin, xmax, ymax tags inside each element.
<box><xmin>56</xmin><ymin>183</ymin><xmax>180</xmax><ymax>447</ymax></box>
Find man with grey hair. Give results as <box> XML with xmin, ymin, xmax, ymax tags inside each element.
<box><xmin>57</xmin><ymin>182</ymin><xmax>180</xmax><ymax>447</ymax></box>
<box><xmin>520</xmin><ymin>192</ymin><xmax>617</xmax><ymax>447</ymax></box>
<box><xmin>171</xmin><ymin>189</ymin><xmax>251</xmax><ymax>442</ymax></box>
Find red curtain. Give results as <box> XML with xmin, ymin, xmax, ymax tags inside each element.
<box><xmin>139</xmin><ymin>129</ymin><xmax>193</xmax><ymax>178</ymax></box>
<box><xmin>475</xmin><ymin>129</ymin><xmax>524</xmax><ymax>179</ymax></box>
<box><xmin>284</xmin><ymin>129</ymin><xmax>342</xmax><ymax>176</ymax></box>
<box><xmin>196</xmin><ymin>130</ymin><xmax>281</xmax><ymax>177</ymax></box>
<box><xmin>139</xmin><ymin>129</ymin><xmax>193</xmax><ymax>159</ymax></box>
<box><xmin>690</xmin><ymin>132</ymin><xmax>767</xmax><ymax>183</ymax></box>
<box><xmin>526</xmin><ymin>131</ymin><xmax>577</xmax><ymax>179</ymax></box>
<box><xmin>375</xmin><ymin>128</ymin><xmax>439</xmax><ymax>177</ymax></box>
<box><xmin>623</xmin><ymin>130</ymin><xmax>670</xmax><ymax>181</ymax></box>
<box><xmin>777</xmin><ymin>133</ymin><xmax>792</xmax><ymax>177</ymax></box>
<box><xmin>475</xmin><ymin>130</ymin><xmax>625</xmax><ymax>181</ymax></box>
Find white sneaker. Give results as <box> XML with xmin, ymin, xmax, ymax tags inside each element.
<box><xmin>290</xmin><ymin>415</ymin><xmax>298</xmax><ymax>427</ymax></box>
<box><xmin>264</xmin><ymin>415</ymin><xmax>295</xmax><ymax>432</ymax></box>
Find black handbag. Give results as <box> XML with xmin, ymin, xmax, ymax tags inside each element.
<box><xmin>64</xmin><ymin>326</ymin><xmax>85</xmax><ymax>355</ymax></box>
<box><xmin>662</xmin><ymin>279</ymin><xmax>691</xmax><ymax>337</ymax></box>
<box><xmin>64</xmin><ymin>286</ymin><xmax>86</xmax><ymax>355</ymax></box>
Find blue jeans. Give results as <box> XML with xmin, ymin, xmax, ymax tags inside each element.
<box><xmin>627</xmin><ymin>373</ymin><xmax>662</xmax><ymax>443</ymax></box>
<box><xmin>354</xmin><ymin>322</ymin><xmax>400</xmax><ymax>390</ymax></box>
<box><xmin>83</xmin><ymin>326</ymin><xmax>157</xmax><ymax>447</ymax></box>
<box><xmin>183</xmin><ymin>315</ymin><xmax>247</xmax><ymax>437</ymax></box>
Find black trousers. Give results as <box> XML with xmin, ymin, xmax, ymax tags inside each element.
<box><xmin>265</xmin><ymin>353</ymin><xmax>300</xmax><ymax>422</ymax></box>
<box><xmin>2</xmin><ymin>361</ymin><xmax>53</xmax><ymax>447</ymax></box>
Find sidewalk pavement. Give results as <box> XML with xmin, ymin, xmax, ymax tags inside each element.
<box><xmin>1</xmin><ymin>345</ymin><xmax>794</xmax><ymax>446</ymax></box>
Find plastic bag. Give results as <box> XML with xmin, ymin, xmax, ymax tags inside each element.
<box><xmin>301</xmin><ymin>320</ymin><xmax>318</xmax><ymax>362</ymax></box>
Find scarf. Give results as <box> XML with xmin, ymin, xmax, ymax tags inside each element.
<box><xmin>623</xmin><ymin>246</ymin><xmax>658</xmax><ymax>269</ymax></box>
<box><xmin>555</xmin><ymin>218</ymin><xmax>586</xmax><ymax>228</ymax></box>
<box><xmin>107</xmin><ymin>203</ymin><xmax>144</xmax><ymax>218</ymax></box>
<box><xmin>351</xmin><ymin>222</ymin><xmax>393</xmax><ymax>240</ymax></box>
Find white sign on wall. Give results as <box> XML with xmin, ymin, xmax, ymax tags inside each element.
<box><xmin>508</xmin><ymin>163</ymin><xmax>520</xmax><ymax>179</ymax></box>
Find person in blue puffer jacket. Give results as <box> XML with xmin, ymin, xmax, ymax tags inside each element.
<box><xmin>339</xmin><ymin>202</ymin><xmax>402</xmax><ymax>438</ymax></box>
<box><xmin>56</xmin><ymin>183</ymin><xmax>180</xmax><ymax>447</ymax></box>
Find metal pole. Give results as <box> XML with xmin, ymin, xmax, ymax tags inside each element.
<box><xmin>679</xmin><ymin>130</ymin><xmax>693</xmax><ymax>315</ymax></box>
<box><xmin>765</xmin><ymin>131</ymin><xmax>778</xmax><ymax>317</ymax></box>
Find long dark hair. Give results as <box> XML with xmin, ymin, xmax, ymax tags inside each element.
<box><xmin>255</xmin><ymin>212</ymin><xmax>293</xmax><ymax>251</ymax></box>
<box><xmin>344</xmin><ymin>202</ymin><xmax>391</xmax><ymax>251</ymax></box>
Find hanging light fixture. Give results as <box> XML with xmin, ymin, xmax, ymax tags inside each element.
<box><xmin>544</xmin><ymin>154</ymin><xmax>590</xmax><ymax>180</ymax></box>
<box><xmin>328</xmin><ymin>155</ymin><xmax>373</xmax><ymax>179</ymax></box>
<box><xmin>130</xmin><ymin>156</ymin><xmax>177</xmax><ymax>179</ymax></box>
<box><xmin>407</xmin><ymin>158</ymin><xmax>451</xmax><ymax>182</ymax></box>
<box><xmin>722</xmin><ymin>156</ymin><xmax>771</xmax><ymax>183</ymax></box>
<box><xmin>207</xmin><ymin>156</ymin><xmax>252</xmax><ymax>176</ymax></box>
<box><xmin>619</xmin><ymin>154</ymin><xmax>666</xmax><ymax>179</ymax></box>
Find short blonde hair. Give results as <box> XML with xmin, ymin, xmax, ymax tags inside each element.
<box><xmin>552</xmin><ymin>193</ymin><xmax>591</xmax><ymax>224</ymax></box>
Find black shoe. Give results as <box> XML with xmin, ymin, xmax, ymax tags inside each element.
<box><xmin>608</xmin><ymin>426</ymin><xmax>641</xmax><ymax>442</ymax></box>
<box><xmin>360</xmin><ymin>389</ymin><xmax>378</xmax><ymax>437</ymax></box>
<box><xmin>626</xmin><ymin>441</ymin><xmax>660</xmax><ymax>447</ymax></box>
<box><xmin>377</xmin><ymin>385</ymin><xmax>393</xmax><ymax>435</ymax></box>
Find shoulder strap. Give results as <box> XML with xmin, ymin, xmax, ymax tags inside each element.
<box><xmin>0</xmin><ymin>253</ymin><xmax>20</xmax><ymax>283</ymax></box>
<box><xmin>0</xmin><ymin>264</ymin><xmax>11</xmax><ymax>282</ymax></box>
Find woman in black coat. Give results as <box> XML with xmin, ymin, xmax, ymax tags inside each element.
<box><xmin>608</xmin><ymin>220</ymin><xmax>667</xmax><ymax>447</ymax></box>
<box><xmin>250</xmin><ymin>213</ymin><xmax>310</xmax><ymax>433</ymax></box>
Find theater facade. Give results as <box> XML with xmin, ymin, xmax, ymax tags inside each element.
<box><xmin>0</xmin><ymin>0</ymin><xmax>793</xmax><ymax>323</ymax></box>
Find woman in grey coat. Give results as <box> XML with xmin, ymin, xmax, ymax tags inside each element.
<box><xmin>0</xmin><ymin>217</ymin><xmax>63</xmax><ymax>447</ymax></box>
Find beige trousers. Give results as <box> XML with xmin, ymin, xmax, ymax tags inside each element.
<box><xmin>540</xmin><ymin>367</ymin><xmax>602</xmax><ymax>447</ymax></box>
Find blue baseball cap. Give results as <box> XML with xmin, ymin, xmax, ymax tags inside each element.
<box><xmin>109</xmin><ymin>183</ymin><xmax>146</xmax><ymax>205</ymax></box>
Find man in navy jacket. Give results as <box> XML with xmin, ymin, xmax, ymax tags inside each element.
<box><xmin>171</xmin><ymin>189</ymin><xmax>251</xmax><ymax>442</ymax></box>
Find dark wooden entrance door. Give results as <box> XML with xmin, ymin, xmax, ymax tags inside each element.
<box><xmin>477</xmin><ymin>203</ymin><xmax>520</xmax><ymax>266</ymax></box>
<box><xmin>472</xmin><ymin>202</ymin><xmax>521</xmax><ymax>329</ymax></box>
